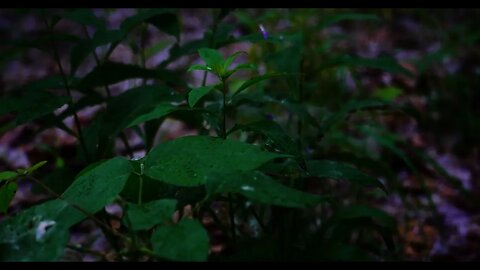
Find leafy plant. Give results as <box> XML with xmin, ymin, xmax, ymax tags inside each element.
<box><xmin>0</xmin><ymin>8</ymin><xmax>464</xmax><ymax>262</ymax></box>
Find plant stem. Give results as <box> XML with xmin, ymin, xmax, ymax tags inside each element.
<box><xmin>42</xmin><ymin>14</ymin><xmax>90</xmax><ymax>162</ymax></box>
<box><xmin>222</xmin><ymin>82</ymin><xmax>227</xmax><ymax>139</ymax></box>
<box><xmin>138</xmin><ymin>175</ymin><xmax>144</xmax><ymax>205</ymax></box>
<box><xmin>81</xmin><ymin>24</ymin><xmax>135</xmax><ymax>159</ymax></box>
<box><xmin>202</xmin><ymin>10</ymin><xmax>220</xmax><ymax>87</ymax></box>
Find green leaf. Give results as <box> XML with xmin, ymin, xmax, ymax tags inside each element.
<box><xmin>146</xmin><ymin>12</ymin><xmax>180</xmax><ymax>41</ymax></box>
<box><xmin>126</xmin><ymin>103</ymin><xmax>178</xmax><ymax>128</ymax></box>
<box><xmin>0</xmin><ymin>182</ymin><xmax>17</xmax><ymax>213</ymax></box>
<box><xmin>188</xmin><ymin>85</ymin><xmax>216</xmax><ymax>107</ymax></box>
<box><xmin>31</xmin><ymin>167</ymin><xmax>76</xmax><ymax>196</ymax></box>
<box><xmin>70</xmin><ymin>29</ymin><xmax>124</xmax><ymax>74</ymax></box>
<box><xmin>144</xmin><ymin>136</ymin><xmax>290</xmax><ymax>186</ymax></box>
<box><xmin>97</xmin><ymin>85</ymin><xmax>180</xmax><ymax>143</ymax></box>
<box><xmin>223</xmin><ymin>63</ymin><xmax>257</xmax><ymax>79</ymax></box>
<box><xmin>306</xmin><ymin>160</ymin><xmax>386</xmax><ymax>192</ymax></box>
<box><xmin>78</xmin><ymin>62</ymin><xmax>181</xmax><ymax>90</ymax></box>
<box><xmin>233</xmin><ymin>73</ymin><xmax>287</xmax><ymax>97</ymax></box>
<box><xmin>358</xmin><ymin>125</ymin><xmax>416</xmax><ymax>172</ymax></box>
<box><xmin>124</xmin><ymin>199</ymin><xmax>177</xmax><ymax>231</ymax></box>
<box><xmin>0</xmin><ymin>89</ymin><xmax>69</xmax><ymax>127</ymax></box>
<box><xmin>0</xmin><ymin>199</ymin><xmax>71</xmax><ymax>261</ymax></box>
<box><xmin>198</xmin><ymin>48</ymin><xmax>225</xmax><ymax>75</ymax></box>
<box><xmin>27</xmin><ymin>160</ymin><xmax>48</xmax><ymax>174</ymax></box>
<box><xmin>205</xmin><ymin>171</ymin><xmax>330</xmax><ymax>208</ymax></box>
<box><xmin>321</xmin><ymin>99</ymin><xmax>390</xmax><ymax>135</ymax></box>
<box><xmin>145</xmin><ymin>40</ymin><xmax>173</xmax><ymax>60</ymax></box>
<box><xmin>11</xmin><ymin>32</ymin><xmax>81</xmax><ymax>53</ymax></box>
<box><xmin>121</xmin><ymin>9</ymin><xmax>179</xmax><ymax>40</ymax></box>
<box><xmin>62</xmin><ymin>9</ymin><xmax>106</xmax><ymax>29</ymax></box>
<box><xmin>151</xmin><ymin>219</ymin><xmax>209</xmax><ymax>261</ymax></box>
<box><xmin>0</xmin><ymin>171</ymin><xmax>18</xmax><ymax>182</ymax></box>
<box><xmin>62</xmin><ymin>157</ymin><xmax>132</xmax><ymax>214</ymax></box>
<box><xmin>372</xmin><ymin>86</ymin><xmax>403</xmax><ymax>101</ymax></box>
<box><xmin>223</xmin><ymin>51</ymin><xmax>247</xmax><ymax>71</ymax></box>
<box><xmin>230</xmin><ymin>120</ymin><xmax>301</xmax><ymax>157</ymax></box>
<box><xmin>187</xmin><ymin>64</ymin><xmax>211</xmax><ymax>72</ymax></box>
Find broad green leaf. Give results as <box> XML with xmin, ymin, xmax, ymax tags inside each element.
<box><xmin>14</xmin><ymin>92</ymin><xmax>69</xmax><ymax>126</ymax></box>
<box><xmin>0</xmin><ymin>171</ymin><xmax>18</xmax><ymax>182</ymax></box>
<box><xmin>97</xmin><ymin>86</ymin><xmax>180</xmax><ymax>145</ymax></box>
<box><xmin>62</xmin><ymin>157</ymin><xmax>132</xmax><ymax>214</ymax></box>
<box><xmin>144</xmin><ymin>136</ymin><xmax>290</xmax><ymax>186</ymax></box>
<box><xmin>0</xmin><ymin>182</ymin><xmax>17</xmax><ymax>213</ymax></box>
<box><xmin>0</xmin><ymin>89</ymin><xmax>69</xmax><ymax>127</ymax></box>
<box><xmin>306</xmin><ymin>160</ymin><xmax>386</xmax><ymax>192</ymax></box>
<box><xmin>205</xmin><ymin>171</ymin><xmax>330</xmax><ymax>208</ymax></box>
<box><xmin>198</xmin><ymin>48</ymin><xmax>225</xmax><ymax>75</ymax></box>
<box><xmin>78</xmin><ymin>62</ymin><xmax>181</xmax><ymax>90</ymax></box>
<box><xmin>230</xmin><ymin>120</ymin><xmax>301</xmax><ymax>157</ymax></box>
<box><xmin>0</xmin><ymin>199</ymin><xmax>72</xmax><ymax>261</ymax></box>
<box><xmin>188</xmin><ymin>85</ymin><xmax>216</xmax><ymax>107</ymax></box>
<box><xmin>124</xmin><ymin>199</ymin><xmax>177</xmax><ymax>231</ymax></box>
<box><xmin>27</xmin><ymin>160</ymin><xmax>48</xmax><ymax>174</ymax></box>
<box><xmin>317</xmin><ymin>13</ymin><xmax>380</xmax><ymax>30</ymax></box>
<box><xmin>62</xmin><ymin>9</ymin><xmax>105</xmax><ymax>29</ymax></box>
<box><xmin>31</xmin><ymin>167</ymin><xmax>76</xmax><ymax>196</ymax></box>
<box><xmin>151</xmin><ymin>218</ymin><xmax>209</xmax><ymax>261</ymax></box>
<box><xmin>232</xmin><ymin>73</ymin><xmax>287</xmax><ymax>97</ymax></box>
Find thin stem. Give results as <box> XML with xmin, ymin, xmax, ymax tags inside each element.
<box><xmin>222</xmin><ymin>86</ymin><xmax>227</xmax><ymax>139</ymax></box>
<box><xmin>42</xmin><ymin>14</ymin><xmax>90</xmax><ymax>162</ymax></box>
<box><xmin>201</xmin><ymin>10</ymin><xmax>220</xmax><ymax>87</ymax></box>
<box><xmin>138</xmin><ymin>175</ymin><xmax>144</xmax><ymax>205</ymax></box>
<box><xmin>82</xmin><ymin>24</ymin><xmax>134</xmax><ymax>159</ymax></box>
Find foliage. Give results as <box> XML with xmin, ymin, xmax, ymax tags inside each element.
<box><xmin>0</xmin><ymin>8</ymin><xmax>472</xmax><ymax>261</ymax></box>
